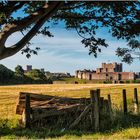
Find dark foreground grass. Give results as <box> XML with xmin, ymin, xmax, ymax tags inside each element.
<box><xmin>1</xmin><ymin>111</ymin><xmax>140</xmax><ymax>139</ymax></box>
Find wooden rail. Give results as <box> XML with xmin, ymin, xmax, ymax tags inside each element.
<box><xmin>16</xmin><ymin>88</ymin><xmax>139</xmax><ymax>130</ymax></box>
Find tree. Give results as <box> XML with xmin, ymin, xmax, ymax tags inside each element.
<box><xmin>116</xmin><ymin>39</ymin><xmax>140</xmax><ymax>64</ymax></box>
<box><xmin>26</xmin><ymin>69</ymin><xmax>46</xmax><ymax>81</ymax></box>
<box><xmin>15</xmin><ymin>65</ymin><xmax>24</xmax><ymax>75</ymax></box>
<box><xmin>0</xmin><ymin>64</ymin><xmax>14</xmax><ymax>83</ymax></box>
<box><xmin>0</xmin><ymin>1</ymin><xmax>140</xmax><ymax>62</ymax></box>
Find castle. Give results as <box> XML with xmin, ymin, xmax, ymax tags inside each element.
<box><xmin>75</xmin><ymin>62</ymin><xmax>139</xmax><ymax>82</ymax></box>
<box><xmin>24</xmin><ymin>65</ymin><xmax>71</xmax><ymax>78</ymax></box>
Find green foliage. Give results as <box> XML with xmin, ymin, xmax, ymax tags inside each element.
<box><xmin>103</xmin><ymin>80</ymin><xmax>112</xmax><ymax>84</ymax></box>
<box><xmin>133</xmin><ymin>80</ymin><xmax>140</xmax><ymax>83</ymax></box>
<box><xmin>13</xmin><ymin>73</ymin><xmax>33</xmax><ymax>84</ymax></box>
<box><xmin>0</xmin><ymin>64</ymin><xmax>14</xmax><ymax>83</ymax></box>
<box><xmin>116</xmin><ymin>39</ymin><xmax>140</xmax><ymax>64</ymax></box>
<box><xmin>15</xmin><ymin>65</ymin><xmax>24</xmax><ymax>75</ymax></box>
<box><xmin>0</xmin><ymin>64</ymin><xmax>52</xmax><ymax>84</ymax></box>
<box><xmin>0</xmin><ymin>1</ymin><xmax>140</xmax><ymax>61</ymax></box>
<box><xmin>1</xmin><ymin>110</ymin><xmax>140</xmax><ymax>139</ymax></box>
<box><xmin>125</xmin><ymin>80</ymin><xmax>130</xmax><ymax>84</ymax></box>
<box><xmin>26</xmin><ymin>69</ymin><xmax>47</xmax><ymax>82</ymax></box>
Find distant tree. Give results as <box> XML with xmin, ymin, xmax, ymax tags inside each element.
<box><xmin>26</xmin><ymin>69</ymin><xmax>46</xmax><ymax>81</ymax></box>
<box><xmin>15</xmin><ymin>65</ymin><xmax>24</xmax><ymax>75</ymax></box>
<box><xmin>0</xmin><ymin>64</ymin><xmax>14</xmax><ymax>83</ymax></box>
<box><xmin>116</xmin><ymin>39</ymin><xmax>140</xmax><ymax>64</ymax></box>
<box><xmin>0</xmin><ymin>1</ymin><xmax>140</xmax><ymax>63</ymax></box>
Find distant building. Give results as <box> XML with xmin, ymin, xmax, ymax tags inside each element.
<box><xmin>45</xmin><ymin>72</ymin><xmax>71</xmax><ymax>78</ymax></box>
<box><xmin>75</xmin><ymin>62</ymin><xmax>139</xmax><ymax>82</ymax></box>
<box><xmin>40</xmin><ymin>68</ymin><xmax>45</xmax><ymax>73</ymax></box>
<box><xmin>23</xmin><ymin>65</ymin><xmax>71</xmax><ymax>78</ymax></box>
<box><xmin>27</xmin><ymin>65</ymin><xmax>32</xmax><ymax>71</ymax></box>
<box><xmin>24</xmin><ymin>65</ymin><xmax>32</xmax><ymax>73</ymax></box>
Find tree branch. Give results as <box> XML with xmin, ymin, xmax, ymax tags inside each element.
<box><xmin>60</xmin><ymin>2</ymin><xmax>85</xmax><ymax>10</ymax></box>
<box><xmin>0</xmin><ymin>2</ymin><xmax>26</xmax><ymax>25</ymax></box>
<box><xmin>0</xmin><ymin>2</ymin><xmax>63</xmax><ymax>47</ymax></box>
<box><xmin>6</xmin><ymin>2</ymin><xmax>26</xmax><ymax>17</ymax></box>
<box><xmin>0</xmin><ymin>2</ymin><xmax>63</xmax><ymax>60</ymax></box>
<box><xmin>53</xmin><ymin>14</ymin><xmax>116</xmax><ymax>21</ymax></box>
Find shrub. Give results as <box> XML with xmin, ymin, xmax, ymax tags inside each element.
<box><xmin>126</xmin><ymin>80</ymin><xmax>130</xmax><ymax>83</ymax></box>
<box><xmin>0</xmin><ymin>64</ymin><xmax>14</xmax><ymax>84</ymax></box>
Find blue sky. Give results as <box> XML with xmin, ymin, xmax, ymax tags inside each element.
<box><xmin>1</xmin><ymin>3</ymin><xmax>140</xmax><ymax>75</ymax></box>
<box><xmin>1</xmin><ymin>6</ymin><xmax>140</xmax><ymax>75</ymax></box>
<box><xmin>1</xmin><ymin>25</ymin><xmax>140</xmax><ymax>75</ymax></box>
<box><xmin>1</xmin><ymin>2</ymin><xmax>140</xmax><ymax>75</ymax></box>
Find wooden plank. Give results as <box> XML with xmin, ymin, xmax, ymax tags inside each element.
<box><xmin>25</xmin><ymin>94</ymin><xmax>31</xmax><ymax>128</ymax></box>
<box><xmin>18</xmin><ymin>99</ymin><xmax>54</xmax><ymax>109</ymax></box>
<box><xmin>90</xmin><ymin>90</ymin><xmax>100</xmax><ymax>132</ymax></box>
<box><xmin>69</xmin><ymin>104</ymin><xmax>92</xmax><ymax>129</ymax></box>
<box><xmin>19</xmin><ymin>92</ymin><xmax>90</xmax><ymax>103</ymax></box>
<box><xmin>16</xmin><ymin>92</ymin><xmax>90</xmax><ymax>115</ymax></box>
<box><xmin>100</xmin><ymin>97</ymin><xmax>104</xmax><ymax>109</ymax></box>
<box><xmin>103</xmin><ymin>99</ymin><xmax>108</xmax><ymax>112</ymax></box>
<box><xmin>32</xmin><ymin>104</ymin><xmax>85</xmax><ymax>122</ymax></box>
<box><xmin>16</xmin><ymin>104</ymin><xmax>24</xmax><ymax>115</ymax></box>
<box><xmin>94</xmin><ymin>90</ymin><xmax>100</xmax><ymax>132</ymax></box>
<box><xmin>134</xmin><ymin>88</ymin><xmax>139</xmax><ymax>114</ymax></box>
<box><xmin>90</xmin><ymin>90</ymin><xmax>94</xmax><ymax>130</ymax></box>
<box><xmin>31</xmin><ymin>98</ymin><xmax>56</xmax><ymax>107</ymax></box>
<box><xmin>122</xmin><ymin>89</ymin><xmax>128</xmax><ymax>114</ymax></box>
<box><xmin>108</xmin><ymin>94</ymin><xmax>112</xmax><ymax>120</ymax></box>
<box><xmin>19</xmin><ymin>92</ymin><xmax>54</xmax><ymax>101</ymax></box>
<box><xmin>96</xmin><ymin>89</ymin><xmax>101</xmax><ymax>106</ymax></box>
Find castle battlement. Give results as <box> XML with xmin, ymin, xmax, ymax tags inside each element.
<box><xmin>75</xmin><ymin>62</ymin><xmax>136</xmax><ymax>81</ymax></box>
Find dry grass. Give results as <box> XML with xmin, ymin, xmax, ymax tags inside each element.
<box><xmin>0</xmin><ymin>84</ymin><xmax>140</xmax><ymax>139</ymax></box>
<box><xmin>0</xmin><ymin>84</ymin><xmax>140</xmax><ymax>119</ymax></box>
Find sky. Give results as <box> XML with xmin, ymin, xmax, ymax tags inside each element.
<box><xmin>1</xmin><ymin>8</ymin><xmax>140</xmax><ymax>75</ymax></box>
<box><xmin>1</xmin><ymin>26</ymin><xmax>140</xmax><ymax>75</ymax></box>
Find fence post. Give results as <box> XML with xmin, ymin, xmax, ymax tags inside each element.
<box><xmin>25</xmin><ymin>93</ymin><xmax>31</xmax><ymax>128</ymax></box>
<box><xmin>90</xmin><ymin>90</ymin><xmax>94</xmax><ymax>131</ymax></box>
<box><xmin>122</xmin><ymin>89</ymin><xmax>128</xmax><ymax>114</ymax></box>
<box><xmin>96</xmin><ymin>89</ymin><xmax>101</xmax><ymax>103</ymax></box>
<box><xmin>134</xmin><ymin>88</ymin><xmax>139</xmax><ymax>114</ymax></box>
<box><xmin>100</xmin><ymin>97</ymin><xmax>104</xmax><ymax>109</ymax></box>
<box><xmin>90</xmin><ymin>90</ymin><xmax>100</xmax><ymax>132</ymax></box>
<box><xmin>108</xmin><ymin>94</ymin><xmax>112</xmax><ymax>120</ymax></box>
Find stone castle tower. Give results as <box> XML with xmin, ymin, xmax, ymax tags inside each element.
<box><xmin>75</xmin><ymin>62</ymin><xmax>135</xmax><ymax>81</ymax></box>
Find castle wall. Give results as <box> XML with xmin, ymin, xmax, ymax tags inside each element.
<box><xmin>120</xmin><ymin>72</ymin><xmax>135</xmax><ymax>80</ymax></box>
<box><xmin>75</xmin><ymin>62</ymin><xmax>135</xmax><ymax>81</ymax></box>
<box><xmin>96</xmin><ymin>68</ymin><xmax>102</xmax><ymax>73</ymax></box>
<box><xmin>101</xmin><ymin>62</ymin><xmax>122</xmax><ymax>72</ymax></box>
<box><xmin>75</xmin><ymin>71</ymin><xmax>78</xmax><ymax>78</ymax></box>
<box><xmin>102</xmin><ymin>63</ymin><xmax>116</xmax><ymax>69</ymax></box>
<box><xmin>82</xmin><ymin>72</ymin><xmax>87</xmax><ymax>79</ymax></box>
<box><xmin>92</xmin><ymin>73</ymin><xmax>106</xmax><ymax>80</ymax></box>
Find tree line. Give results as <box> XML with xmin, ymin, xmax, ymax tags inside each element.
<box><xmin>0</xmin><ymin>64</ymin><xmax>52</xmax><ymax>85</ymax></box>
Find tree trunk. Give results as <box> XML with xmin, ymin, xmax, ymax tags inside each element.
<box><xmin>0</xmin><ymin>2</ymin><xmax>63</xmax><ymax>60</ymax></box>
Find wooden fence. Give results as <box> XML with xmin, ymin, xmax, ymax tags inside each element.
<box><xmin>16</xmin><ymin>88</ymin><xmax>139</xmax><ymax>131</ymax></box>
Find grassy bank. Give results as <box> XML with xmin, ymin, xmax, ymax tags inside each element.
<box><xmin>0</xmin><ymin>84</ymin><xmax>140</xmax><ymax>139</ymax></box>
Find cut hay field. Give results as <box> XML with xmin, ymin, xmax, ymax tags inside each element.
<box><xmin>0</xmin><ymin>84</ymin><xmax>140</xmax><ymax>139</ymax></box>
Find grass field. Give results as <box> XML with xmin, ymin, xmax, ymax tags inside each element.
<box><xmin>0</xmin><ymin>84</ymin><xmax>140</xmax><ymax>139</ymax></box>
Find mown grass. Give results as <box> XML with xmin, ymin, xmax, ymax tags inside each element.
<box><xmin>0</xmin><ymin>84</ymin><xmax>140</xmax><ymax>139</ymax></box>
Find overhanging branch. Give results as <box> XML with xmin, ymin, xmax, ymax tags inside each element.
<box><xmin>0</xmin><ymin>2</ymin><xmax>63</xmax><ymax>60</ymax></box>
<box><xmin>0</xmin><ymin>2</ymin><xmax>63</xmax><ymax>47</ymax></box>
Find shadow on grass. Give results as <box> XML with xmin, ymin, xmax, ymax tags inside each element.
<box><xmin>0</xmin><ymin>112</ymin><xmax>140</xmax><ymax>139</ymax></box>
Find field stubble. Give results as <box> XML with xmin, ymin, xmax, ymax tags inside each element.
<box><xmin>0</xmin><ymin>84</ymin><xmax>140</xmax><ymax>139</ymax></box>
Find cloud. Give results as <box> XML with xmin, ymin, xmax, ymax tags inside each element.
<box><xmin>2</xmin><ymin>28</ymin><xmax>140</xmax><ymax>74</ymax></box>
